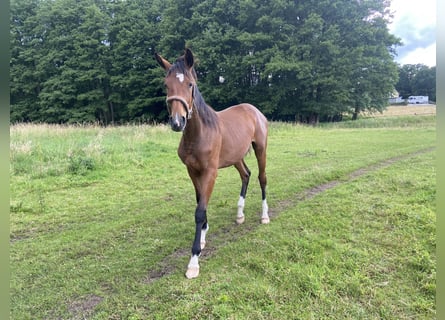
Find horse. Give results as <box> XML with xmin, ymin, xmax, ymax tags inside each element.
<box><xmin>154</xmin><ymin>48</ymin><xmax>270</xmax><ymax>279</ymax></box>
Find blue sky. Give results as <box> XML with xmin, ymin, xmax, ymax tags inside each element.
<box><xmin>388</xmin><ymin>0</ymin><xmax>436</xmax><ymax>67</ymax></box>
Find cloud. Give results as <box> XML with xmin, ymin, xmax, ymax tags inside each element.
<box><xmin>399</xmin><ymin>43</ymin><xmax>436</xmax><ymax>66</ymax></box>
<box><xmin>394</xmin><ymin>22</ymin><xmax>436</xmax><ymax>60</ymax></box>
<box><xmin>389</xmin><ymin>0</ymin><xmax>436</xmax><ymax>66</ymax></box>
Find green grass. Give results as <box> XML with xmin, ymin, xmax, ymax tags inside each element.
<box><xmin>10</xmin><ymin>116</ymin><xmax>436</xmax><ymax>319</ymax></box>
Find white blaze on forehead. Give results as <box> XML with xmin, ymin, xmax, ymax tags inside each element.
<box><xmin>176</xmin><ymin>72</ymin><xmax>185</xmax><ymax>83</ymax></box>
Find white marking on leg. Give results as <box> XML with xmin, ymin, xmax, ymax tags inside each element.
<box><xmin>236</xmin><ymin>196</ymin><xmax>245</xmax><ymax>224</ymax></box>
<box><xmin>176</xmin><ymin>72</ymin><xmax>184</xmax><ymax>83</ymax></box>
<box><xmin>186</xmin><ymin>255</ymin><xmax>200</xmax><ymax>279</ymax></box>
<box><xmin>261</xmin><ymin>199</ymin><xmax>270</xmax><ymax>224</ymax></box>
<box><xmin>200</xmin><ymin>223</ymin><xmax>209</xmax><ymax>249</ymax></box>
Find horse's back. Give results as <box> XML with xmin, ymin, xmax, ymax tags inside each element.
<box><xmin>218</xmin><ymin>103</ymin><xmax>267</xmax><ymax>131</ymax></box>
<box><xmin>216</xmin><ymin>103</ymin><xmax>268</xmax><ymax>167</ymax></box>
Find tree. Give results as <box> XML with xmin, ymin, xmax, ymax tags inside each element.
<box><xmin>335</xmin><ymin>0</ymin><xmax>400</xmax><ymax>120</ymax></box>
<box><xmin>11</xmin><ymin>0</ymin><xmax>167</xmax><ymax>124</ymax></box>
<box><xmin>10</xmin><ymin>0</ymin><xmax>43</xmax><ymax>122</ymax></box>
<box><xmin>105</xmin><ymin>0</ymin><xmax>166</xmax><ymax>123</ymax></box>
<box><xmin>40</xmin><ymin>0</ymin><xmax>111</xmax><ymax>123</ymax></box>
<box><xmin>11</xmin><ymin>0</ymin><xmax>110</xmax><ymax>123</ymax></box>
<box><xmin>412</xmin><ymin>66</ymin><xmax>436</xmax><ymax>102</ymax></box>
<box><xmin>396</xmin><ymin>64</ymin><xmax>436</xmax><ymax>102</ymax></box>
<box><xmin>185</xmin><ymin>0</ymin><xmax>400</xmax><ymax>123</ymax></box>
<box><xmin>10</xmin><ymin>0</ymin><xmax>402</xmax><ymax>124</ymax></box>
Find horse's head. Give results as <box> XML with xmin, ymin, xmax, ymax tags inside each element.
<box><xmin>155</xmin><ymin>48</ymin><xmax>197</xmax><ymax>132</ymax></box>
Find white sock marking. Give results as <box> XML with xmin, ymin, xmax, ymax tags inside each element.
<box><xmin>200</xmin><ymin>223</ymin><xmax>209</xmax><ymax>249</ymax></box>
<box><xmin>237</xmin><ymin>196</ymin><xmax>245</xmax><ymax>217</ymax></box>
<box><xmin>188</xmin><ymin>255</ymin><xmax>199</xmax><ymax>269</ymax></box>
<box><xmin>186</xmin><ymin>255</ymin><xmax>200</xmax><ymax>278</ymax></box>
<box><xmin>261</xmin><ymin>199</ymin><xmax>270</xmax><ymax>224</ymax></box>
<box><xmin>237</xmin><ymin>196</ymin><xmax>245</xmax><ymax>224</ymax></box>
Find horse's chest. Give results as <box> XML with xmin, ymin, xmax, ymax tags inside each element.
<box><xmin>179</xmin><ymin>152</ymin><xmax>200</xmax><ymax>170</ymax></box>
<box><xmin>178</xmin><ymin>144</ymin><xmax>218</xmax><ymax>171</ymax></box>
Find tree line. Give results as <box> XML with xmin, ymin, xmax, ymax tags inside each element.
<box><xmin>396</xmin><ymin>64</ymin><xmax>436</xmax><ymax>102</ymax></box>
<box><xmin>11</xmin><ymin>0</ymin><xmax>415</xmax><ymax>124</ymax></box>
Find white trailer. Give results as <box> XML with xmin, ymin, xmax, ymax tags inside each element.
<box><xmin>407</xmin><ymin>96</ymin><xmax>429</xmax><ymax>104</ymax></box>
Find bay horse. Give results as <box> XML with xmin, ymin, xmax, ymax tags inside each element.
<box><xmin>155</xmin><ymin>48</ymin><xmax>269</xmax><ymax>279</ymax></box>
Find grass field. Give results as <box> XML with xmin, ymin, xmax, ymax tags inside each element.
<box><xmin>10</xmin><ymin>111</ymin><xmax>436</xmax><ymax>319</ymax></box>
<box><xmin>361</xmin><ymin>105</ymin><xmax>436</xmax><ymax>117</ymax></box>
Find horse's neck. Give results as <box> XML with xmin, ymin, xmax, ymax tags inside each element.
<box><xmin>183</xmin><ymin>113</ymin><xmax>205</xmax><ymax>141</ymax></box>
<box><xmin>182</xmin><ymin>108</ymin><xmax>219</xmax><ymax>144</ymax></box>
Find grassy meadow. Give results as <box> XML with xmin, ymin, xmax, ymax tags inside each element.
<box><xmin>10</xmin><ymin>112</ymin><xmax>436</xmax><ymax>319</ymax></box>
<box><xmin>360</xmin><ymin>105</ymin><xmax>436</xmax><ymax>118</ymax></box>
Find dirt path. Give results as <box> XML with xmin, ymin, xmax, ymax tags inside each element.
<box><xmin>143</xmin><ymin>146</ymin><xmax>435</xmax><ymax>283</ymax></box>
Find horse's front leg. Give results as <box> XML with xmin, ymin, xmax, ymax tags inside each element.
<box><xmin>186</xmin><ymin>168</ymin><xmax>217</xmax><ymax>279</ymax></box>
<box><xmin>186</xmin><ymin>202</ymin><xmax>207</xmax><ymax>279</ymax></box>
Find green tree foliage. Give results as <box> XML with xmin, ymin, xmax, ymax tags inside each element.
<box><xmin>11</xmin><ymin>0</ymin><xmax>165</xmax><ymax>124</ymax></box>
<box><xmin>10</xmin><ymin>0</ymin><xmax>42</xmax><ymax>122</ymax></box>
<box><xmin>396</xmin><ymin>64</ymin><xmax>436</xmax><ymax>102</ymax></box>
<box><xmin>11</xmin><ymin>0</ymin><xmax>402</xmax><ymax>124</ymax></box>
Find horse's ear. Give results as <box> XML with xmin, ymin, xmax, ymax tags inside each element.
<box><xmin>154</xmin><ymin>52</ymin><xmax>171</xmax><ymax>71</ymax></box>
<box><xmin>184</xmin><ymin>48</ymin><xmax>194</xmax><ymax>69</ymax></box>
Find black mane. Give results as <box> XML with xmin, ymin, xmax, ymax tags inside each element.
<box><xmin>192</xmin><ymin>85</ymin><xmax>218</xmax><ymax>129</ymax></box>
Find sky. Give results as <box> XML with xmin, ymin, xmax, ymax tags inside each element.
<box><xmin>388</xmin><ymin>0</ymin><xmax>436</xmax><ymax>67</ymax></box>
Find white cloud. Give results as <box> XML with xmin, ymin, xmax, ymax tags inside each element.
<box><xmin>389</xmin><ymin>0</ymin><xmax>436</xmax><ymax>31</ymax></box>
<box><xmin>399</xmin><ymin>43</ymin><xmax>436</xmax><ymax>67</ymax></box>
<box><xmin>389</xmin><ymin>0</ymin><xmax>436</xmax><ymax>66</ymax></box>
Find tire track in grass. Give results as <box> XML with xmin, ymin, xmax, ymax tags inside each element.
<box><xmin>143</xmin><ymin>146</ymin><xmax>435</xmax><ymax>283</ymax></box>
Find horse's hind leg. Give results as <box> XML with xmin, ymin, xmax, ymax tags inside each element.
<box><xmin>252</xmin><ymin>141</ymin><xmax>269</xmax><ymax>224</ymax></box>
<box><xmin>234</xmin><ymin>160</ymin><xmax>251</xmax><ymax>224</ymax></box>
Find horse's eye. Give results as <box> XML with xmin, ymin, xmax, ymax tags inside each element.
<box><xmin>189</xmin><ymin>83</ymin><xmax>193</xmax><ymax>89</ymax></box>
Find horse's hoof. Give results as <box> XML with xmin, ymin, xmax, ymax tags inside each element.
<box><xmin>236</xmin><ymin>216</ymin><xmax>245</xmax><ymax>224</ymax></box>
<box><xmin>261</xmin><ymin>217</ymin><xmax>270</xmax><ymax>224</ymax></box>
<box><xmin>200</xmin><ymin>241</ymin><xmax>206</xmax><ymax>250</ymax></box>
<box><xmin>185</xmin><ymin>267</ymin><xmax>200</xmax><ymax>279</ymax></box>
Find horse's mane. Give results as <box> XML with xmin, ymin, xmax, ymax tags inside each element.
<box><xmin>191</xmin><ymin>85</ymin><xmax>218</xmax><ymax>129</ymax></box>
<box><xmin>167</xmin><ymin>57</ymin><xmax>218</xmax><ymax>129</ymax></box>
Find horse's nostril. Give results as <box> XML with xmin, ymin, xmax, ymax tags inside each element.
<box><xmin>170</xmin><ymin>114</ymin><xmax>186</xmax><ymax>132</ymax></box>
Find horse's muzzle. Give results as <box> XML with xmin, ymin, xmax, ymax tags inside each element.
<box><xmin>169</xmin><ymin>113</ymin><xmax>186</xmax><ymax>132</ymax></box>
